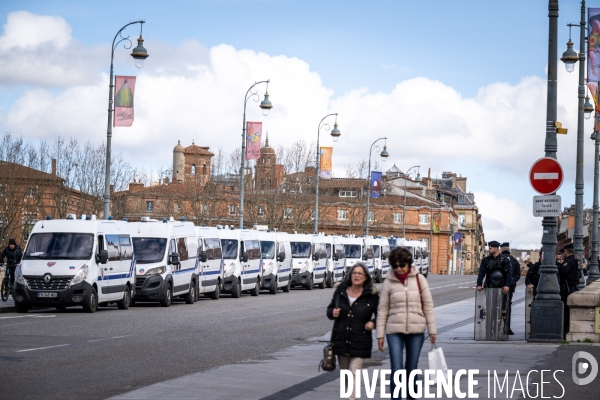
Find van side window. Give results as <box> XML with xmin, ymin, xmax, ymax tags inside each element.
<box><xmin>119</xmin><ymin>236</ymin><xmax>133</xmax><ymax>260</ymax></box>
<box><xmin>177</xmin><ymin>237</ymin><xmax>189</xmax><ymax>261</ymax></box>
<box><xmin>204</xmin><ymin>238</ymin><xmax>214</xmax><ymax>260</ymax></box>
<box><xmin>245</xmin><ymin>241</ymin><xmax>254</xmax><ymax>260</ymax></box>
<box><xmin>106</xmin><ymin>235</ymin><xmax>120</xmax><ymax>261</ymax></box>
<box><xmin>212</xmin><ymin>239</ymin><xmax>222</xmax><ymax>259</ymax></box>
<box><xmin>169</xmin><ymin>239</ymin><xmax>176</xmax><ymax>255</ymax></box>
<box><xmin>252</xmin><ymin>240</ymin><xmax>261</xmax><ymax>260</ymax></box>
<box><xmin>187</xmin><ymin>236</ymin><xmax>198</xmax><ymax>261</ymax></box>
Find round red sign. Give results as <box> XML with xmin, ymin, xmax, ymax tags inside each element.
<box><xmin>529</xmin><ymin>157</ymin><xmax>564</xmax><ymax>195</ymax></box>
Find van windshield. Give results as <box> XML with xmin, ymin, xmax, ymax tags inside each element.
<box><xmin>344</xmin><ymin>245</ymin><xmax>362</xmax><ymax>259</ymax></box>
<box><xmin>221</xmin><ymin>239</ymin><xmax>238</xmax><ymax>259</ymax></box>
<box><xmin>325</xmin><ymin>244</ymin><xmax>332</xmax><ymax>258</ymax></box>
<box><xmin>132</xmin><ymin>238</ymin><xmax>167</xmax><ymax>264</ymax></box>
<box><xmin>291</xmin><ymin>242</ymin><xmax>311</xmax><ymax>258</ymax></box>
<box><xmin>373</xmin><ymin>245</ymin><xmax>380</xmax><ymax>258</ymax></box>
<box><xmin>260</xmin><ymin>241</ymin><xmax>275</xmax><ymax>259</ymax></box>
<box><xmin>24</xmin><ymin>233</ymin><xmax>94</xmax><ymax>260</ymax></box>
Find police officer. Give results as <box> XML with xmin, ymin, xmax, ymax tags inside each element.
<box><xmin>525</xmin><ymin>254</ymin><xmax>541</xmax><ymax>296</ymax></box>
<box><xmin>558</xmin><ymin>244</ymin><xmax>579</xmax><ymax>337</ymax></box>
<box><xmin>476</xmin><ymin>241</ymin><xmax>512</xmax><ymax>293</ymax></box>
<box><xmin>500</xmin><ymin>242</ymin><xmax>520</xmax><ymax>335</ymax></box>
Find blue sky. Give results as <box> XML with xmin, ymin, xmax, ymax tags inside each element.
<box><xmin>0</xmin><ymin>0</ymin><xmax>596</xmax><ymax>248</ymax></box>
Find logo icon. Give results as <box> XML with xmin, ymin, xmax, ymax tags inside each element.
<box><xmin>69</xmin><ymin>266</ymin><xmax>75</xmax><ymax>270</ymax></box>
<box><xmin>43</xmin><ymin>274</ymin><xmax>52</xmax><ymax>285</ymax></box>
<box><xmin>572</xmin><ymin>351</ymin><xmax>599</xmax><ymax>385</ymax></box>
<box><xmin>139</xmin><ymin>269</ymin><xmax>145</xmax><ymax>274</ymax></box>
<box><xmin>47</xmin><ymin>262</ymin><xmax>56</xmax><ymax>267</ymax></box>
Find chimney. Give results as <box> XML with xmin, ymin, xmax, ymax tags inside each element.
<box><xmin>110</xmin><ymin>184</ymin><xmax>114</xmax><ymax>194</ymax></box>
<box><xmin>52</xmin><ymin>159</ymin><xmax>57</xmax><ymax>175</ymax></box>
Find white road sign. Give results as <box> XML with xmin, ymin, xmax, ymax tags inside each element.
<box><xmin>533</xmin><ymin>195</ymin><xmax>561</xmax><ymax>217</ymax></box>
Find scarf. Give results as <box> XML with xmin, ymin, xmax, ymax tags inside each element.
<box><xmin>395</xmin><ymin>269</ymin><xmax>411</xmax><ymax>285</ymax></box>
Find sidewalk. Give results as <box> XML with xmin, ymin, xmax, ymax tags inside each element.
<box><xmin>111</xmin><ymin>286</ymin><xmax>587</xmax><ymax>400</ymax></box>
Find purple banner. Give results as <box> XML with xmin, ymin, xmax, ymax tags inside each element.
<box><xmin>588</xmin><ymin>8</ymin><xmax>600</xmax><ymax>82</ymax></box>
<box><xmin>370</xmin><ymin>171</ymin><xmax>382</xmax><ymax>198</ymax></box>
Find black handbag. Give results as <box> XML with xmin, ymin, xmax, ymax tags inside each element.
<box><xmin>319</xmin><ymin>292</ymin><xmax>339</xmax><ymax>372</ymax></box>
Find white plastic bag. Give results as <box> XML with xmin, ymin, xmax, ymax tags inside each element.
<box><xmin>428</xmin><ymin>344</ymin><xmax>448</xmax><ymax>373</ymax></box>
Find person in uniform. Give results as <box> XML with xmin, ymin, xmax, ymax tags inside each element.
<box><xmin>476</xmin><ymin>241</ymin><xmax>512</xmax><ymax>336</ymax></box>
<box><xmin>558</xmin><ymin>244</ymin><xmax>580</xmax><ymax>338</ymax></box>
<box><xmin>500</xmin><ymin>242</ymin><xmax>520</xmax><ymax>335</ymax></box>
<box><xmin>525</xmin><ymin>254</ymin><xmax>541</xmax><ymax>297</ymax></box>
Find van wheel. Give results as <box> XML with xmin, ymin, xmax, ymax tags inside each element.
<box><xmin>210</xmin><ymin>282</ymin><xmax>220</xmax><ymax>300</ymax></box>
<box><xmin>160</xmin><ymin>284</ymin><xmax>172</xmax><ymax>307</ymax></box>
<box><xmin>83</xmin><ymin>288</ymin><xmax>98</xmax><ymax>313</ymax></box>
<box><xmin>282</xmin><ymin>277</ymin><xmax>291</xmax><ymax>292</ymax></box>
<box><xmin>250</xmin><ymin>279</ymin><xmax>260</xmax><ymax>296</ymax></box>
<box><xmin>117</xmin><ymin>287</ymin><xmax>131</xmax><ymax>310</ymax></box>
<box><xmin>269</xmin><ymin>278</ymin><xmax>277</xmax><ymax>295</ymax></box>
<box><xmin>306</xmin><ymin>275</ymin><xmax>314</xmax><ymax>290</ymax></box>
<box><xmin>184</xmin><ymin>281</ymin><xmax>195</xmax><ymax>304</ymax></box>
<box><xmin>231</xmin><ymin>279</ymin><xmax>241</xmax><ymax>298</ymax></box>
<box><xmin>15</xmin><ymin>303</ymin><xmax>30</xmax><ymax>313</ymax></box>
<box><xmin>318</xmin><ymin>276</ymin><xmax>325</xmax><ymax>289</ymax></box>
<box><xmin>326</xmin><ymin>272</ymin><xmax>333</xmax><ymax>288</ymax></box>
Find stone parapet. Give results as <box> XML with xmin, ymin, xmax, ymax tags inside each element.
<box><xmin>566</xmin><ymin>281</ymin><xmax>600</xmax><ymax>342</ymax></box>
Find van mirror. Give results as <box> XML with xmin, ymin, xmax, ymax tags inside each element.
<box><xmin>333</xmin><ymin>253</ymin><xmax>339</xmax><ymax>262</ymax></box>
<box><xmin>168</xmin><ymin>252</ymin><xmax>180</xmax><ymax>265</ymax></box>
<box><xmin>241</xmin><ymin>252</ymin><xmax>249</xmax><ymax>263</ymax></box>
<box><xmin>277</xmin><ymin>252</ymin><xmax>286</xmax><ymax>262</ymax></box>
<box><xmin>96</xmin><ymin>250</ymin><xmax>108</xmax><ymax>264</ymax></box>
<box><xmin>200</xmin><ymin>251</ymin><xmax>208</xmax><ymax>263</ymax></box>
<box><xmin>313</xmin><ymin>253</ymin><xmax>320</xmax><ymax>261</ymax></box>
<box><xmin>362</xmin><ymin>253</ymin><xmax>368</xmax><ymax>261</ymax></box>
<box><xmin>383</xmin><ymin>251</ymin><xmax>389</xmax><ymax>260</ymax></box>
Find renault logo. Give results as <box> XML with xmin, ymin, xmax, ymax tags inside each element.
<box><xmin>43</xmin><ymin>274</ymin><xmax>52</xmax><ymax>285</ymax></box>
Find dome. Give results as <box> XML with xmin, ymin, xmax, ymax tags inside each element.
<box><xmin>260</xmin><ymin>145</ymin><xmax>275</xmax><ymax>155</ymax></box>
<box><xmin>173</xmin><ymin>140</ymin><xmax>184</xmax><ymax>153</ymax></box>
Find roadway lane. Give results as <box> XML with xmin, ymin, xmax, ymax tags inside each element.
<box><xmin>0</xmin><ymin>274</ymin><xmax>479</xmax><ymax>399</ymax></box>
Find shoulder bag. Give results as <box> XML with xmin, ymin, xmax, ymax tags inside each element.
<box><xmin>319</xmin><ymin>291</ymin><xmax>339</xmax><ymax>372</ymax></box>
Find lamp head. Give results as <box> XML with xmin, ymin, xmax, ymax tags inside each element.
<box><xmin>560</xmin><ymin>40</ymin><xmax>578</xmax><ymax>73</ymax></box>
<box><xmin>260</xmin><ymin>92</ymin><xmax>273</xmax><ymax>116</ymax></box>
<box><xmin>415</xmin><ymin>172</ymin><xmax>422</xmax><ymax>182</ymax></box>
<box><xmin>330</xmin><ymin>122</ymin><xmax>341</xmax><ymax>141</ymax></box>
<box><xmin>131</xmin><ymin>36</ymin><xmax>149</xmax><ymax>68</ymax></box>
<box><xmin>380</xmin><ymin>145</ymin><xmax>389</xmax><ymax>160</ymax></box>
<box><xmin>584</xmin><ymin>96</ymin><xmax>594</xmax><ymax>120</ymax></box>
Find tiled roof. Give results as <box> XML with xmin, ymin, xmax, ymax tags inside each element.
<box><xmin>184</xmin><ymin>144</ymin><xmax>214</xmax><ymax>156</ymax></box>
<box><xmin>317</xmin><ymin>178</ymin><xmax>368</xmax><ymax>189</ymax></box>
<box><xmin>0</xmin><ymin>161</ymin><xmax>63</xmax><ymax>182</ymax></box>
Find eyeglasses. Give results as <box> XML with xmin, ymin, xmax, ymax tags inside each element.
<box><xmin>392</xmin><ymin>263</ymin><xmax>409</xmax><ymax>269</ymax></box>
<box><xmin>351</xmin><ymin>272</ymin><xmax>366</xmax><ymax>276</ymax></box>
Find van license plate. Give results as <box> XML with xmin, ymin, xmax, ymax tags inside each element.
<box><xmin>37</xmin><ymin>292</ymin><xmax>57</xmax><ymax>298</ymax></box>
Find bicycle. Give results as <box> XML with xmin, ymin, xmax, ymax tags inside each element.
<box><xmin>1</xmin><ymin>265</ymin><xmax>13</xmax><ymax>302</ymax></box>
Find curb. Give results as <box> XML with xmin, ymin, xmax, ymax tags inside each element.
<box><xmin>0</xmin><ymin>306</ymin><xmax>16</xmax><ymax>313</ymax></box>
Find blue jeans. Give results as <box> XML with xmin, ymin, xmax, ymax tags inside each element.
<box><xmin>386</xmin><ymin>332</ymin><xmax>425</xmax><ymax>399</ymax></box>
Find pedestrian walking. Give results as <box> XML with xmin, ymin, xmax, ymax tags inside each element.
<box><xmin>376</xmin><ymin>247</ymin><xmax>436</xmax><ymax>399</ymax></box>
<box><xmin>326</xmin><ymin>262</ymin><xmax>379</xmax><ymax>400</ymax></box>
<box><xmin>500</xmin><ymin>242</ymin><xmax>520</xmax><ymax>335</ymax></box>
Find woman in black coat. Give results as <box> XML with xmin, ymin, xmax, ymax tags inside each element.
<box><xmin>326</xmin><ymin>262</ymin><xmax>379</xmax><ymax>400</ymax></box>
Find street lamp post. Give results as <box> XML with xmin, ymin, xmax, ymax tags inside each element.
<box><xmin>104</xmin><ymin>20</ymin><xmax>149</xmax><ymax>220</ymax></box>
<box><xmin>590</xmin><ymin>129</ymin><xmax>600</xmax><ymax>283</ymax></box>
<box><xmin>530</xmin><ymin>0</ymin><xmax>563</xmax><ymax>342</ymax></box>
<box><xmin>365</xmin><ymin>138</ymin><xmax>389</xmax><ymax>235</ymax></box>
<box><xmin>561</xmin><ymin>0</ymin><xmax>595</xmax><ymax>289</ymax></box>
<box><xmin>401</xmin><ymin>166</ymin><xmax>421</xmax><ymax>238</ymax></box>
<box><xmin>314</xmin><ymin>114</ymin><xmax>340</xmax><ymax>234</ymax></box>
<box><xmin>238</xmin><ymin>81</ymin><xmax>272</xmax><ymax>229</ymax></box>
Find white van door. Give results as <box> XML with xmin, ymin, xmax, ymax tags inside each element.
<box><xmin>174</xmin><ymin>237</ymin><xmax>192</xmax><ymax>294</ymax></box>
<box><xmin>104</xmin><ymin>234</ymin><xmax>124</xmax><ymax>301</ymax></box>
<box><xmin>202</xmin><ymin>238</ymin><xmax>222</xmax><ymax>289</ymax></box>
<box><xmin>96</xmin><ymin>234</ymin><xmax>109</xmax><ymax>303</ymax></box>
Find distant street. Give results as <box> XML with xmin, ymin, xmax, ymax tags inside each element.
<box><xmin>0</xmin><ymin>274</ymin><xmax>478</xmax><ymax>400</ymax></box>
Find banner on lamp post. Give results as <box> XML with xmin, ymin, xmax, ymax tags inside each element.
<box><xmin>432</xmin><ymin>213</ymin><xmax>441</xmax><ymax>234</ymax></box>
<box><xmin>588</xmin><ymin>82</ymin><xmax>600</xmax><ymax>131</ymax></box>
<box><xmin>246</xmin><ymin>122</ymin><xmax>262</xmax><ymax>160</ymax></box>
<box><xmin>370</xmin><ymin>171</ymin><xmax>382</xmax><ymax>198</ymax></box>
<box><xmin>319</xmin><ymin>147</ymin><xmax>333</xmax><ymax>179</ymax></box>
<box><xmin>588</xmin><ymin>8</ymin><xmax>600</xmax><ymax>82</ymax></box>
<box><xmin>453</xmin><ymin>232</ymin><xmax>463</xmax><ymax>251</ymax></box>
<box><xmin>114</xmin><ymin>76</ymin><xmax>136</xmax><ymax>127</ymax></box>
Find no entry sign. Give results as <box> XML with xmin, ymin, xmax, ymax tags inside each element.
<box><xmin>529</xmin><ymin>157</ymin><xmax>564</xmax><ymax>195</ymax></box>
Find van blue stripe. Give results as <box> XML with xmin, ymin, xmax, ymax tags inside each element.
<box><xmin>243</xmin><ymin>269</ymin><xmax>260</xmax><ymax>274</ymax></box>
<box><xmin>203</xmin><ymin>270</ymin><xmax>221</xmax><ymax>276</ymax></box>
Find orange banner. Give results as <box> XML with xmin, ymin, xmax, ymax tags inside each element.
<box><xmin>320</xmin><ymin>147</ymin><xmax>333</xmax><ymax>179</ymax></box>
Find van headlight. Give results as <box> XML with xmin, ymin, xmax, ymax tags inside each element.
<box><xmin>69</xmin><ymin>265</ymin><xmax>88</xmax><ymax>287</ymax></box>
<box><xmin>15</xmin><ymin>265</ymin><xmax>25</xmax><ymax>285</ymax></box>
<box><xmin>225</xmin><ymin>263</ymin><xmax>235</xmax><ymax>277</ymax></box>
<box><xmin>263</xmin><ymin>262</ymin><xmax>273</xmax><ymax>276</ymax></box>
<box><xmin>299</xmin><ymin>261</ymin><xmax>308</xmax><ymax>274</ymax></box>
<box><xmin>145</xmin><ymin>266</ymin><xmax>166</xmax><ymax>276</ymax></box>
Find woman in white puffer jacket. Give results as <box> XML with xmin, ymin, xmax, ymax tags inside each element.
<box><xmin>376</xmin><ymin>247</ymin><xmax>437</xmax><ymax>399</ymax></box>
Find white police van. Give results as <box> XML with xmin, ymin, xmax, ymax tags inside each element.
<box><xmin>129</xmin><ymin>218</ymin><xmax>199</xmax><ymax>306</ymax></box>
<box><xmin>342</xmin><ymin>236</ymin><xmax>370</xmax><ymax>276</ymax></box>
<box><xmin>219</xmin><ymin>228</ymin><xmax>262</xmax><ymax>297</ymax></box>
<box><xmin>257</xmin><ymin>231</ymin><xmax>281</xmax><ymax>294</ymax></box>
<box><xmin>320</xmin><ymin>234</ymin><xmax>344</xmax><ymax>287</ymax></box>
<box><xmin>274</xmin><ymin>231</ymin><xmax>292</xmax><ymax>292</ymax></box>
<box><xmin>13</xmin><ymin>214</ymin><xmax>135</xmax><ymax>313</ymax></box>
<box><xmin>365</xmin><ymin>236</ymin><xmax>389</xmax><ymax>282</ymax></box>
<box><xmin>196</xmin><ymin>226</ymin><xmax>223</xmax><ymax>299</ymax></box>
<box><xmin>388</xmin><ymin>237</ymin><xmax>429</xmax><ymax>277</ymax></box>
<box><xmin>289</xmin><ymin>233</ymin><xmax>326</xmax><ymax>290</ymax></box>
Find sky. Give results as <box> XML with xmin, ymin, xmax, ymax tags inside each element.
<box><xmin>0</xmin><ymin>0</ymin><xmax>596</xmax><ymax>249</ymax></box>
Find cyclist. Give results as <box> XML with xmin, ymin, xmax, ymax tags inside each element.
<box><xmin>1</xmin><ymin>238</ymin><xmax>22</xmax><ymax>290</ymax></box>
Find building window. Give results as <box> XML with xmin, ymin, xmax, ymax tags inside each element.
<box><xmin>368</xmin><ymin>211</ymin><xmax>375</xmax><ymax>222</ymax></box>
<box><xmin>458</xmin><ymin>194</ymin><xmax>465</xmax><ymax>204</ymax></box>
<box><xmin>27</xmin><ymin>187</ymin><xmax>36</xmax><ymax>197</ymax></box>
<box><xmin>393</xmin><ymin>212</ymin><xmax>402</xmax><ymax>224</ymax></box>
<box><xmin>229</xmin><ymin>205</ymin><xmax>237</xmax><ymax>216</ymax></box>
<box><xmin>458</xmin><ymin>214</ymin><xmax>466</xmax><ymax>226</ymax></box>
<box><xmin>338</xmin><ymin>209</ymin><xmax>347</xmax><ymax>221</ymax></box>
<box><xmin>284</xmin><ymin>208</ymin><xmax>293</xmax><ymax>219</ymax></box>
<box><xmin>0</xmin><ymin>186</ymin><xmax>4</xmax><ymax>196</ymax></box>
<box><xmin>258</xmin><ymin>206</ymin><xmax>265</xmax><ymax>217</ymax></box>
<box><xmin>339</xmin><ymin>190</ymin><xmax>357</xmax><ymax>198</ymax></box>
<box><xmin>419</xmin><ymin>214</ymin><xmax>429</xmax><ymax>224</ymax></box>
<box><xmin>202</xmin><ymin>205</ymin><xmax>209</xmax><ymax>214</ymax></box>
<box><xmin>22</xmin><ymin>214</ymin><xmax>36</xmax><ymax>242</ymax></box>
<box><xmin>146</xmin><ymin>201</ymin><xmax>154</xmax><ymax>213</ymax></box>
<box><xmin>191</xmin><ymin>164</ymin><xmax>196</xmax><ymax>175</ymax></box>
<box><xmin>203</xmin><ymin>164</ymin><xmax>207</xmax><ymax>175</ymax></box>
<box><xmin>311</xmin><ymin>209</ymin><xmax>315</xmax><ymax>220</ymax></box>
<box><xmin>174</xmin><ymin>202</ymin><xmax>182</xmax><ymax>213</ymax></box>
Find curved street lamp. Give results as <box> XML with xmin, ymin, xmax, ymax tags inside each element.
<box><xmin>239</xmin><ymin>80</ymin><xmax>272</xmax><ymax>229</ymax></box>
<box><xmin>365</xmin><ymin>138</ymin><xmax>389</xmax><ymax>235</ymax></box>
<box><xmin>104</xmin><ymin>20</ymin><xmax>148</xmax><ymax>220</ymax></box>
<box><xmin>314</xmin><ymin>114</ymin><xmax>340</xmax><ymax>233</ymax></box>
<box><xmin>402</xmin><ymin>165</ymin><xmax>421</xmax><ymax>238</ymax></box>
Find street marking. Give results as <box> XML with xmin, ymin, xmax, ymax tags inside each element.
<box><xmin>0</xmin><ymin>315</ymin><xmax>56</xmax><ymax>320</ymax></box>
<box><xmin>16</xmin><ymin>344</ymin><xmax>70</xmax><ymax>353</ymax></box>
<box><xmin>87</xmin><ymin>335</ymin><xmax>129</xmax><ymax>343</ymax></box>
